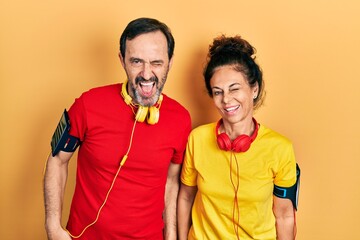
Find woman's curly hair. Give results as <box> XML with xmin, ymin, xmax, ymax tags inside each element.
<box><xmin>203</xmin><ymin>35</ymin><xmax>265</xmax><ymax>110</ymax></box>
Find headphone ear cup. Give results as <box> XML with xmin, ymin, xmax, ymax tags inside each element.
<box><xmin>121</xmin><ymin>81</ymin><xmax>133</xmax><ymax>105</ymax></box>
<box><xmin>135</xmin><ymin>106</ymin><xmax>148</xmax><ymax>122</ymax></box>
<box><xmin>147</xmin><ymin>106</ymin><xmax>160</xmax><ymax>125</ymax></box>
<box><xmin>121</xmin><ymin>81</ymin><xmax>163</xmax><ymax>125</ymax></box>
<box><xmin>217</xmin><ymin>133</ymin><xmax>232</xmax><ymax>151</ymax></box>
<box><xmin>232</xmin><ymin>135</ymin><xmax>252</xmax><ymax>152</ymax></box>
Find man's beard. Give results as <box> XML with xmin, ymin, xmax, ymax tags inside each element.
<box><xmin>130</xmin><ymin>75</ymin><xmax>167</xmax><ymax>107</ymax></box>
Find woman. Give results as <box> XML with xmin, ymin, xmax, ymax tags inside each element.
<box><xmin>178</xmin><ymin>35</ymin><xmax>299</xmax><ymax>240</ymax></box>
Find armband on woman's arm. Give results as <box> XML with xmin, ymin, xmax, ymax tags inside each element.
<box><xmin>273</xmin><ymin>163</ymin><xmax>301</xmax><ymax>210</ymax></box>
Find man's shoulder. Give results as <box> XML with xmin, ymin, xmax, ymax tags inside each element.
<box><xmin>161</xmin><ymin>94</ymin><xmax>191</xmax><ymax>127</ymax></box>
<box><xmin>162</xmin><ymin>94</ymin><xmax>189</xmax><ymax>114</ymax></box>
<box><xmin>79</xmin><ymin>84</ymin><xmax>121</xmax><ymax>99</ymax></box>
<box><xmin>85</xmin><ymin>83</ymin><xmax>120</xmax><ymax>94</ymax></box>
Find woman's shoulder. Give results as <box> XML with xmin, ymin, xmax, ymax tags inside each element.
<box><xmin>190</xmin><ymin>122</ymin><xmax>217</xmax><ymax>136</ymax></box>
<box><xmin>258</xmin><ymin>123</ymin><xmax>293</xmax><ymax>146</ymax></box>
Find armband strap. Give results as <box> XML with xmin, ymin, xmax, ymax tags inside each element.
<box><xmin>273</xmin><ymin>163</ymin><xmax>301</xmax><ymax>210</ymax></box>
<box><xmin>51</xmin><ymin>109</ymin><xmax>80</xmax><ymax>156</ymax></box>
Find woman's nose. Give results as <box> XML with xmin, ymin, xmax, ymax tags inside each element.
<box><xmin>222</xmin><ymin>91</ymin><xmax>232</xmax><ymax>104</ymax></box>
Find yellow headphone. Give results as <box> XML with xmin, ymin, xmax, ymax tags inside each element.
<box><xmin>121</xmin><ymin>80</ymin><xmax>163</xmax><ymax>125</ymax></box>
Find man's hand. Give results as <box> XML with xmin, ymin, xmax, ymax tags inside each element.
<box><xmin>46</xmin><ymin>226</ymin><xmax>72</xmax><ymax>240</ymax></box>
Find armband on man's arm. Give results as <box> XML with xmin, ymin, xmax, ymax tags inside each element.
<box><xmin>273</xmin><ymin>163</ymin><xmax>301</xmax><ymax>210</ymax></box>
<box><xmin>51</xmin><ymin>109</ymin><xmax>80</xmax><ymax>156</ymax></box>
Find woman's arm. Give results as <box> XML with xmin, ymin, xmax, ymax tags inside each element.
<box><xmin>273</xmin><ymin>196</ymin><xmax>296</xmax><ymax>240</ymax></box>
<box><xmin>177</xmin><ymin>183</ymin><xmax>197</xmax><ymax>240</ymax></box>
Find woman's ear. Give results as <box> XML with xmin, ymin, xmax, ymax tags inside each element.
<box><xmin>253</xmin><ymin>82</ymin><xmax>259</xmax><ymax>98</ymax></box>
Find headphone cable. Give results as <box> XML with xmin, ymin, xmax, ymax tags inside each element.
<box><xmin>67</xmin><ymin>119</ymin><xmax>137</xmax><ymax>238</ymax></box>
<box><xmin>230</xmin><ymin>151</ymin><xmax>241</xmax><ymax>240</ymax></box>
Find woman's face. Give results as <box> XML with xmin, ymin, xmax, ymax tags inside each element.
<box><xmin>210</xmin><ymin>65</ymin><xmax>258</xmax><ymax>125</ymax></box>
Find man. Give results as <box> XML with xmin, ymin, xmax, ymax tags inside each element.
<box><xmin>44</xmin><ymin>17</ymin><xmax>191</xmax><ymax>240</ymax></box>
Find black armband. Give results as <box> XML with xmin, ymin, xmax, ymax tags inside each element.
<box><xmin>273</xmin><ymin>163</ymin><xmax>301</xmax><ymax>210</ymax></box>
<box><xmin>51</xmin><ymin>109</ymin><xmax>80</xmax><ymax>156</ymax></box>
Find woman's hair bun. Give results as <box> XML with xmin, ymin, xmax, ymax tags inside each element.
<box><xmin>208</xmin><ymin>34</ymin><xmax>255</xmax><ymax>59</ymax></box>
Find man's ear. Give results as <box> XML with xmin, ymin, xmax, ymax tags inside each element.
<box><xmin>118</xmin><ymin>52</ymin><xmax>125</xmax><ymax>68</ymax></box>
<box><xmin>169</xmin><ymin>56</ymin><xmax>174</xmax><ymax>70</ymax></box>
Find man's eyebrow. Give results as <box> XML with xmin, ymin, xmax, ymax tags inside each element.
<box><xmin>150</xmin><ymin>59</ymin><xmax>164</xmax><ymax>64</ymax></box>
<box><xmin>129</xmin><ymin>57</ymin><xmax>144</xmax><ymax>62</ymax></box>
<box><xmin>128</xmin><ymin>57</ymin><xmax>164</xmax><ymax>64</ymax></box>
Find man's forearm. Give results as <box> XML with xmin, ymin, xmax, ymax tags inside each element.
<box><xmin>163</xmin><ymin>180</ymin><xmax>179</xmax><ymax>240</ymax></box>
<box><xmin>43</xmin><ymin>154</ymin><xmax>70</xmax><ymax>236</ymax></box>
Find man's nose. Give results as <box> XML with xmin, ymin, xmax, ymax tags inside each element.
<box><xmin>140</xmin><ymin>62</ymin><xmax>153</xmax><ymax>80</ymax></box>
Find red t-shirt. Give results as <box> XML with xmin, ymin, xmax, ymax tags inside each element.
<box><xmin>66</xmin><ymin>83</ymin><xmax>191</xmax><ymax>239</ymax></box>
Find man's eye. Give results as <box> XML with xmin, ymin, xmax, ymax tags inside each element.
<box><xmin>130</xmin><ymin>59</ymin><xmax>143</xmax><ymax>67</ymax></box>
<box><xmin>151</xmin><ymin>62</ymin><xmax>163</xmax><ymax>67</ymax></box>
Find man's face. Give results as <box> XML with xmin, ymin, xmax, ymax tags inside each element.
<box><xmin>120</xmin><ymin>30</ymin><xmax>173</xmax><ymax>106</ymax></box>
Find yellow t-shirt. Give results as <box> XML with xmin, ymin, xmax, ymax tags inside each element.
<box><xmin>181</xmin><ymin>122</ymin><xmax>297</xmax><ymax>240</ymax></box>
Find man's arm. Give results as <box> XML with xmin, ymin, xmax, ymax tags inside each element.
<box><xmin>163</xmin><ymin>162</ymin><xmax>182</xmax><ymax>240</ymax></box>
<box><xmin>273</xmin><ymin>196</ymin><xmax>296</xmax><ymax>240</ymax></box>
<box><xmin>43</xmin><ymin>151</ymin><xmax>73</xmax><ymax>240</ymax></box>
<box><xmin>177</xmin><ymin>183</ymin><xmax>197</xmax><ymax>240</ymax></box>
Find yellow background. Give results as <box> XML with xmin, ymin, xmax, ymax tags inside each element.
<box><xmin>1</xmin><ymin>0</ymin><xmax>359</xmax><ymax>239</ymax></box>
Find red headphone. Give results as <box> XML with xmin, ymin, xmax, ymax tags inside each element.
<box><xmin>216</xmin><ymin>118</ymin><xmax>259</xmax><ymax>152</ymax></box>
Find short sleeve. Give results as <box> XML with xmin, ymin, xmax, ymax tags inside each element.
<box><xmin>170</xmin><ymin>108</ymin><xmax>192</xmax><ymax>164</ymax></box>
<box><xmin>67</xmin><ymin>96</ymin><xmax>87</xmax><ymax>141</ymax></box>
<box><xmin>274</xmin><ymin>142</ymin><xmax>297</xmax><ymax>187</ymax></box>
<box><xmin>180</xmin><ymin>132</ymin><xmax>198</xmax><ymax>186</ymax></box>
